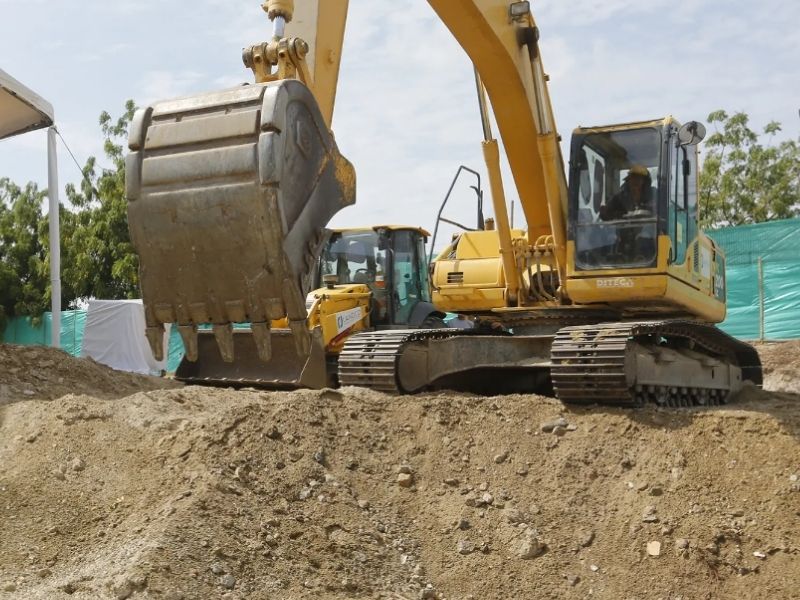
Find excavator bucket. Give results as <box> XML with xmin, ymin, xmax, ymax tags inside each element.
<box><xmin>174</xmin><ymin>327</ymin><xmax>329</xmax><ymax>389</ymax></box>
<box><xmin>126</xmin><ymin>79</ymin><xmax>355</xmax><ymax>381</ymax></box>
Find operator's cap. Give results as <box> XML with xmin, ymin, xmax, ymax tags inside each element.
<box><xmin>627</xmin><ymin>164</ymin><xmax>649</xmax><ymax>178</ymax></box>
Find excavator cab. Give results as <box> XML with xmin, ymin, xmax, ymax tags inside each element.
<box><xmin>565</xmin><ymin>118</ymin><xmax>726</xmax><ymax>323</ymax></box>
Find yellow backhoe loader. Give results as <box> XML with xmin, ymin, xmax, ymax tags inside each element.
<box><xmin>126</xmin><ymin>0</ymin><xmax>761</xmax><ymax>407</ymax></box>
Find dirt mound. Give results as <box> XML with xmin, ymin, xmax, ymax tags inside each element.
<box><xmin>0</xmin><ymin>344</ymin><xmax>799</xmax><ymax>599</ymax></box>
<box><xmin>0</xmin><ymin>343</ymin><xmax>178</xmax><ymax>406</ymax></box>
<box><xmin>754</xmin><ymin>340</ymin><xmax>800</xmax><ymax>393</ymax></box>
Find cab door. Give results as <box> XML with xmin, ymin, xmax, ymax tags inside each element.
<box><xmin>667</xmin><ymin>140</ymin><xmax>698</xmax><ymax>269</ymax></box>
<box><xmin>390</xmin><ymin>230</ymin><xmax>428</xmax><ymax>325</ymax></box>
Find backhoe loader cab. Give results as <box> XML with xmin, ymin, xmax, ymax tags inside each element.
<box><xmin>317</xmin><ymin>227</ymin><xmax>440</xmax><ymax>328</ymax></box>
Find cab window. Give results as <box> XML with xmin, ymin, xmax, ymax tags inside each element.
<box><xmin>573</xmin><ymin>127</ymin><xmax>661</xmax><ymax>270</ymax></box>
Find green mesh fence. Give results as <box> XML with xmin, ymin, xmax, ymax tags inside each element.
<box><xmin>706</xmin><ymin>217</ymin><xmax>800</xmax><ymax>341</ymax></box>
<box><xmin>2</xmin><ymin>310</ymin><xmax>87</xmax><ymax>356</ymax></box>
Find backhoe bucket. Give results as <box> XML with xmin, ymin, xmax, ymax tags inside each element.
<box><xmin>126</xmin><ymin>79</ymin><xmax>355</xmax><ymax>369</ymax></box>
<box><xmin>175</xmin><ymin>327</ymin><xmax>329</xmax><ymax>389</ymax></box>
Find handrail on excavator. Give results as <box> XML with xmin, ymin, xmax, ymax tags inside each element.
<box><xmin>428</xmin><ymin>165</ymin><xmax>483</xmax><ymax>264</ymax></box>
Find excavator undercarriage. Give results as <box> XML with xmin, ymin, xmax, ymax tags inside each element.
<box><xmin>336</xmin><ymin>319</ymin><xmax>760</xmax><ymax>405</ymax></box>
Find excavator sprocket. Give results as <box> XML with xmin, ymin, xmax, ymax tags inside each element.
<box><xmin>550</xmin><ymin>321</ymin><xmax>762</xmax><ymax>407</ymax></box>
<box><xmin>126</xmin><ymin>79</ymin><xmax>355</xmax><ymax>375</ymax></box>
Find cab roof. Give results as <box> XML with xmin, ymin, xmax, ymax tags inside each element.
<box><xmin>572</xmin><ymin>116</ymin><xmax>678</xmax><ymax>136</ymax></box>
<box><xmin>332</xmin><ymin>225</ymin><xmax>432</xmax><ymax>237</ymax></box>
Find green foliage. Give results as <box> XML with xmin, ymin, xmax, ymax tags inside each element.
<box><xmin>700</xmin><ymin>110</ymin><xmax>800</xmax><ymax>228</ymax></box>
<box><xmin>0</xmin><ymin>101</ymin><xmax>139</xmax><ymax>331</ymax></box>
<box><xmin>64</xmin><ymin>100</ymin><xmax>139</xmax><ymax>301</ymax></box>
<box><xmin>0</xmin><ymin>179</ymin><xmax>51</xmax><ymax>331</ymax></box>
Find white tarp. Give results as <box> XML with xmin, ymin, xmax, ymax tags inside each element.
<box><xmin>82</xmin><ymin>299</ymin><xmax>167</xmax><ymax>375</ymax></box>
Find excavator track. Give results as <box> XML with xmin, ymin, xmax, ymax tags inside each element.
<box><xmin>337</xmin><ymin>329</ymin><xmax>464</xmax><ymax>393</ymax></box>
<box><xmin>551</xmin><ymin>321</ymin><xmax>762</xmax><ymax>407</ymax></box>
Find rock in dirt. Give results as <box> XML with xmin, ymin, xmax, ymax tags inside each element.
<box><xmin>578</xmin><ymin>531</ymin><xmax>595</xmax><ymax>548</ymax></box>
<box><xmin>493</xmin><ymin>451</ymin><xmax>509</xmax><ymax>464</ymax></box>
<box><xmin>517</xmin><ymin>529</ymin><xmax>546</xmax><ymax>559</ymax></box>
<box><xmin>647</xmin><ymin>541</ymin><xmax>662</xmax><ymax>557</ymax></box>
<box><xmin>540</xmin><ymin>417</ymin><xmax>568</xmax><ymax>433</ymax></box>
<box><xmin>642</xmin><ymin>505</ymin><xmax>659</xmax><ymax>523</ymax></box>
<box><xmin>457</xmin><ymin>540</ymin><xmax>476</xmax><ymax>555</ymax></box>
<box><xmin>504</xmin><ymin>508</ymin><xmax>527</xmax><ymax>525</ymax></box>
<box><xmin>397</xmin><ymin>473</ymin><xmax>414</xmax><ymax>488</ymax></box>
<box><xmin>421</xmin><ymin>584</ymin><xmax>438</xmax><ymax>598</ymax></box>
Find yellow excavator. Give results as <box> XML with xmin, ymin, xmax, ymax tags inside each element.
<box><xmin>126</xmin><ymin>0</ymin><xmax>761</xmax><ymax>407</ymax></box>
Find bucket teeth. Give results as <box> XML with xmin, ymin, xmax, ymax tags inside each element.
<box><xmin>145</xmin><ymin>325</ymin><xmax>165</xmax><ymax>361</ymax></box>
<box><xmin>178</xmin><ymin>325</ymin><xmax>199</xmax><ymax>362</ymax></box>
<box><xmin>251</xmin><ymin>322</ymin><xmax>273</xmax><ymax>362</ymax></box>
<box><xmin>213</xmin><ymin>323</ymin><xmax>235</xmax><ymax>363</ymax></box>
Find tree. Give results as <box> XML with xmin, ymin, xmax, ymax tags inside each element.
<box><xmin>700</xmin><ymin>110</ymin><xmax>800</xmax><ymax>228</ymax></box>
<box><xmin>0</xmin><ymin>102</ymin><xmax>138</xmax><ymax>333</ymax></box>
<box><xmin>0</xmin><ymin>179</ymin><xmax>50</xmax><ymax>332</ymax></box>
<box><xmin>64</xmin><ymin>100</ymin><xmax>139</xmax><ymax>301</ymax></box>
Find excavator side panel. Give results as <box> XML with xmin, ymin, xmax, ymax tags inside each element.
<box><xmin>126</xmin><ymin>79</ymin><xmax>355</xmax><ymax>367</ymax></box>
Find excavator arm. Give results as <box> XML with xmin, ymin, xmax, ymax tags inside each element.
<box><xmin>280</xmin><ymin>1</ymin><xmax>567</xmax><ymax>220</ymax></box>
<box><xmin>243</xmin><ymin>0</ymin><xmax>350</xmax><ymax>128</ymax></box>
<box><xmin>270</xmin><ymin>0</ymin><xmax>569</xmax><ymax>271</ymax></box>
<box><xmin>428</xmin><ymin>1</ymin><xmax>567</xmax><ymax>257</ymax></box>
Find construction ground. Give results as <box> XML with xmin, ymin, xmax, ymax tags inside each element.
<box><xmin>0</xmin><ymin>341</ymin><xmax>798</xmax><ymax>600</ymax></box>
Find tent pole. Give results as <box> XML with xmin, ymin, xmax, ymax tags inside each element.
<box><xmin>47</xmin><ymin>126</ymin><xmax>61</xmax><ymax>348</ymax></box>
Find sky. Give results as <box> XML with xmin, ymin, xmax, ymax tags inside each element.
<box><xmin>1</xmin><ymin>0</ymin><xmax>798</xmax><ymax>243</ymax></box>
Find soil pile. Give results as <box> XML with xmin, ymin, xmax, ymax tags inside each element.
<box><xmin>0</xmin><ymin>344</ymin><xmax>178</xmax><ymax>406</ymax></box>
<box><xmin>755</xmin><ymin>340</ymin><xmax>800</xmax><ymax>394</ymax></box>
<box><xmin>0</xmin><ymin>343</ymin><xmax>798</xmax><ymax>600</ymax></box>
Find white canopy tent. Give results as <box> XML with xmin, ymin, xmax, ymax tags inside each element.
<box><xmin>0</xmin><ymin>69</ymin><xmax>61</xmax><ymax>348</ymax></box>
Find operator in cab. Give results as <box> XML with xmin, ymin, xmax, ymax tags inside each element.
<box><xmin>598</xmin><ymin>164</ymin><xmax>656</xmax><ymax>262</ymax></box>
<box><xmin>599</xmin><ymin>165</ymin><xmax>654</xmax><ymax>221</ymax></box>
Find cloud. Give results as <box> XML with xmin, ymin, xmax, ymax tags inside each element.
<box><xmin>137</xmin><ymin>71</ymin><xmax>207</xmax><ymax>106</ymax></box>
